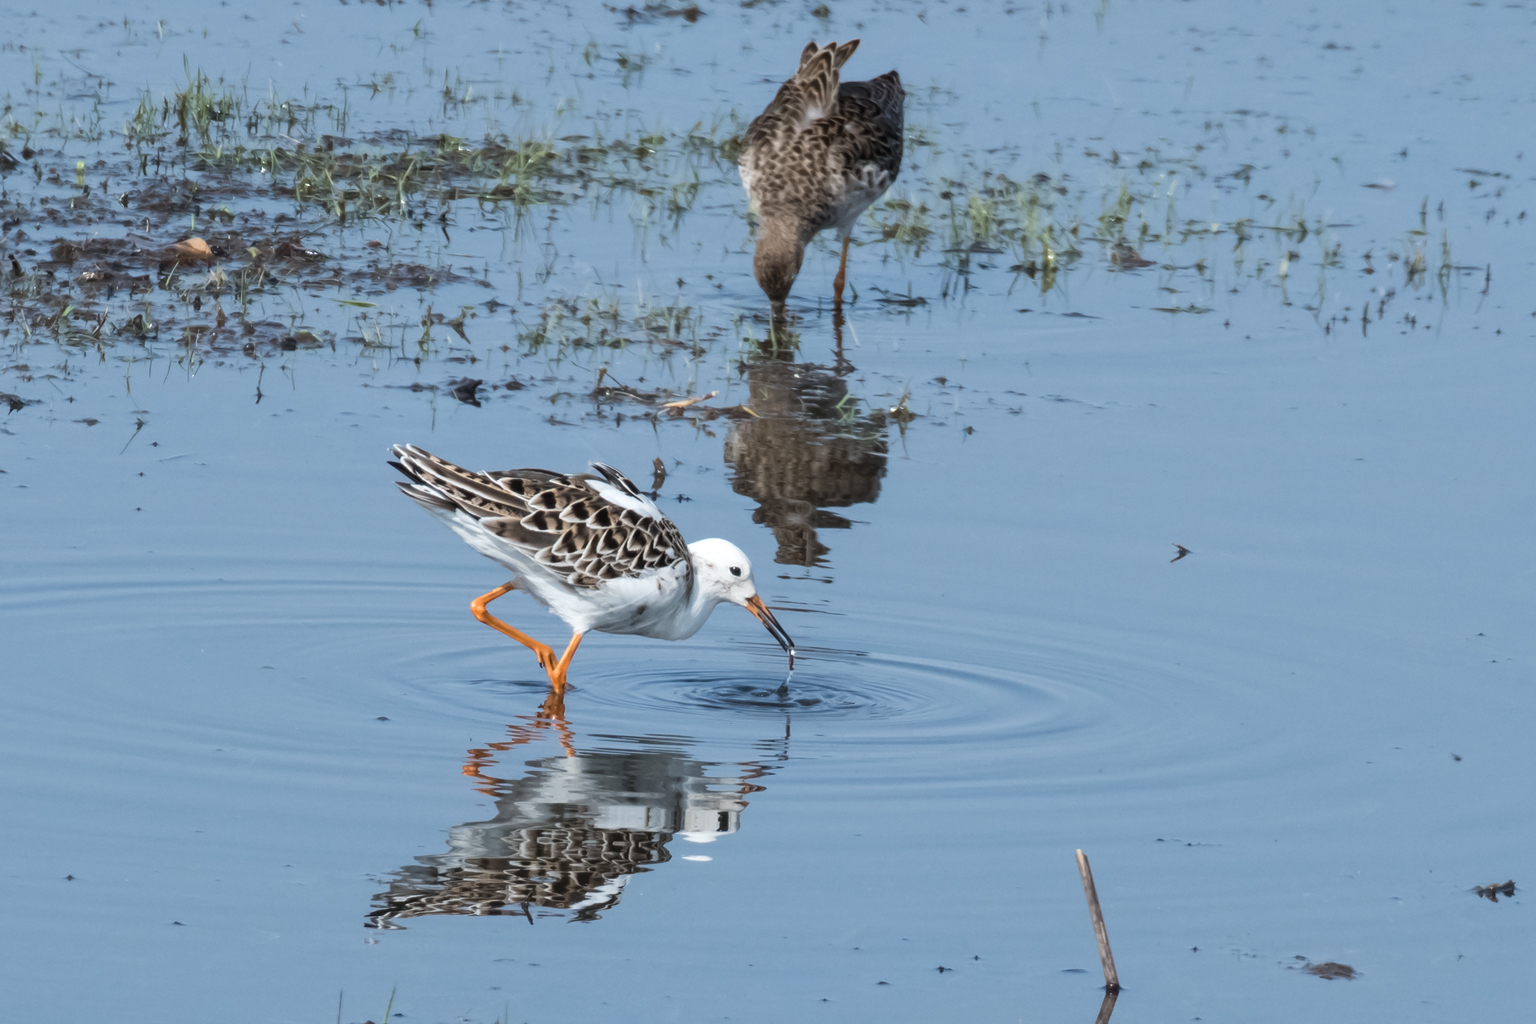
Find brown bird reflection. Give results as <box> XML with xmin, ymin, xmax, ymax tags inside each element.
<box><xmin>724</xmin><ymin>316</ymin><xmax>888</xmax><ymax>566</ymax></box>
<box><xmin>366</xmin><ymin>696</ymin><xmax>783</xmax><ymax>927</ymax></box>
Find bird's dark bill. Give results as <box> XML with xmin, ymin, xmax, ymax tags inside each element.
<box><xmin>745</xmin><ymin>595</ymin><xmax>795</xmax><ymax>666</ymax></box>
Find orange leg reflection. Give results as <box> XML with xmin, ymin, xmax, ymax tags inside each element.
<box><xmin>831</xmin><ymin>306</ymin><xmax>855</xmax><ymax>375</ymax></box>
<box><xmin>462</xmin><ymin>697</ymin><xmax>578</xmax><ymax>792</ymax></box>
<box><xmin>538</xmin><ymin>688</ymin><xmax>567</xmax><ymax>722</ymax></box>
<box><xmin>832</xmin><ymin>235</ymin><xmax>852</xmax><ymax>306</ymax></box>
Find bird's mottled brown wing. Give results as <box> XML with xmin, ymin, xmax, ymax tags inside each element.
<box><xmin>826</xmin><ymin>73</ymin><xmax>904</xmax><ymax>193</ymax></box>
<box><xmin>740</xmin><ymin>39</ymin><xmax>904</xmax><ymax>233</ymax></box>
<box><xmin>837</xmin><ymin>73</ymin><xmax>905</xmax><ymax>151</ymax></box>
<box><xmin>389</xmin><ymin>444</ymin><xmax>690</xmax><ymax>590</ymax></box>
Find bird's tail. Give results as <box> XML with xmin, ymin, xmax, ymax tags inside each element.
<box><xmin>388</xmin><ymin>443</ymin><xmax>458</xmax><ymax>512</ymax></box>
<box><xmin>792</xmin><ymin>39</ymin><xmax>860</xmax><ymax>119</ymax></box>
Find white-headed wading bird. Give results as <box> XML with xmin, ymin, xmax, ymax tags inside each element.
<box><xmin>389</xmin><ymin>445</ymin><xmax>795</xmax><ymax>693</ymax></box>
<box><xmin>738</xmin><ymin>39</ymin><xmax>904</xmax><ymax>309</ymax></box>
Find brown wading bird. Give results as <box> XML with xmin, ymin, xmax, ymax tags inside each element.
<box><xmin>389</xmin><ymin>445</ymin><xmax>794</xmax><ymax>695</ymax></box>
<box><xmin>724</xmin><ymin>325</ymin><xmax>889</xmax><ymax>567</ymax></box>
<box><xmin>738</xmin><ymin>39</ymin><xmax>905</xmax><ymax>310</ymax></box>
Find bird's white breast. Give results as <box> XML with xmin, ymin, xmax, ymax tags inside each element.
<box><xmin>572</xmin><ymin>562</ymin><xmax>699</xmax><ymax>639</ymax></box>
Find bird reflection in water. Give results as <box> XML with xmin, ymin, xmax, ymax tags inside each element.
<box><xmin>724</xmin><ymin>312</ymin><xmax>888</xmax><ymax>567</ymax></box>
<box><xmin>366</xmin><ymin>695</ymin><xmax>785</xmax><ymax>927</ymax></box>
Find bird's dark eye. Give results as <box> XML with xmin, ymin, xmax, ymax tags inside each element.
<box><xmin>730</xmin><ymin>566</ymin><xmax>742</xmax><ymax>577</ymax></box>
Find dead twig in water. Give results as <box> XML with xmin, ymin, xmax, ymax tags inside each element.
<box><xmin>1076</xmin><ymin>849</ymin><xmax>1120</xmax><ymax>992</ymax></box>
<box><xmin>662</xmin><ymin>390</ymin><xmax>717</xmax><ymax>409</ymax></box>
<box><xmin>1093</xmin><ymin>988</ymin><xmax>1119</xmax><ymax>1024</ymax></box>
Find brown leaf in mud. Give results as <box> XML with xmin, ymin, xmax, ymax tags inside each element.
<box><xmin>172</xmin><ymin>237</ymin><xmax>213</xmax><ymax>261</ymax></box>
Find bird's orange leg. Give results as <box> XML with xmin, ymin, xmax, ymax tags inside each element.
<box><xmin>547</xmin><ymin>632</ymin><xmax>585</xmax><ymax>695</ymax></box>
<box><xmin>470</xmin><ymin>583</ymin><xmax>558</xmax><ymax>676</ymax></box>
<box><xmin>832</xmin><ymin>235</ymin><xmax>852</xmax><ymax>306</ymax></box>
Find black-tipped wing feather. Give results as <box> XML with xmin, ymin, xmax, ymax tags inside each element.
<box><xmin>390</xmin><ymin>444</ymin><xmax>690</xmax><ymax>590</ymax></box>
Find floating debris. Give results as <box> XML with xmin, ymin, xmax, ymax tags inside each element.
<box><xmin>1473</xmin><ymin>880</ymin><xmax>1515</xmax><ymax>902</ymax></box>
<box><xmin>447</xmin><ymin>378</ymin><xmax>484</xmax><ymax>406</ymax></box>
<box><xmin>1109</xmin><ymin>242</ymin><xmax>1155</xmax><ymax>269</ymax></box>
<box><xmin>609</xmin><ymin>2</ymin><xmax>704</xmax><ymax>24</ymax></box>
<box><xmin>662</xmin><ymin>390</ymin><xmax>718</xmax><ymax>410</ymax></box>
<box><xmin>873</xmin><ymin>287</ymin><xmax>927</xmax><ymax>307</ymax></box>
<box><xmin>1303</xmin><ymin>961</ymin><xmax>1356</xmax><ymax>980</ymax></box>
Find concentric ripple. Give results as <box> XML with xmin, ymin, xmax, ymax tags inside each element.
<box><xmin>579</xmin><ymin>649</ymin><xmax>1086</xmax><ymax>737</ymax></box>
<box><xmin>5</xmin><ymin>558</ymin><xmax>1306</xmax><ymax>801</ymax></box>
<box><xmin>384</xmin><ymin>604</ymin><xmax>1300</xmax><ymax>797</ymax></box>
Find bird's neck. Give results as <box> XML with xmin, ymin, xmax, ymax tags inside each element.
<box><xmin>669</xmin><ymin>582</ymin><xmax>725</xmax><ymax>641</ymax></box>
<box><xmin>753</xmin><ymin>215</ymin><xmax>807</xmax><ymax>304</ymax></box>
<box><xmin>757</xmin><ymin>213</ymin><xmax>811</xmax><ymax>255</ymax></box>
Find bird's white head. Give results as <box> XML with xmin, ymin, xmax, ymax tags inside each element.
<box><xmin>689</xmin><ymin>538</ymin><xmax>759</xmax><ymax>602</ymax></box>
<box><xmin>689</xmin><ymin>538</ymin><xmax>795</xmax><ymax>660</ymax></box>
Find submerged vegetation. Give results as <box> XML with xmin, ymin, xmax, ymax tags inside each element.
<box><xmin>0</xmin><ymin>44</ymin><xmax>1506</xmax><ymax>433</ymax></box>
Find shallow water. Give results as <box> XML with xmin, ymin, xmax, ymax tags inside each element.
<box><xmin>2</xmin><ymin>1</ymin><xmax>1534</xmax><ymax>1022</ymax></box>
